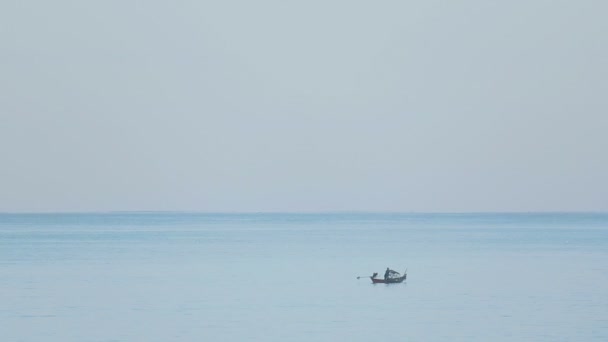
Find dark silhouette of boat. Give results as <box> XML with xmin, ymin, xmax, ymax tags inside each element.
<box><xmin>370</xmin><ymin>270</ymin><xmax>407</xmax><ymax>284</ymax></box>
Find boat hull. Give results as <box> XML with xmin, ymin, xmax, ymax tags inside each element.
<box><xmin>370</xmin><ymin>273</ymin><xmax>406</xmax><ymax>284</ymax></box>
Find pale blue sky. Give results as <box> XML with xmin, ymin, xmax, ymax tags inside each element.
<box><xmin>1</xmin><ymin>0</ymin><xmax>607</xmax><ymax>212</ymax></box>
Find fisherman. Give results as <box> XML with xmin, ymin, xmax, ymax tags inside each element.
<box><xmin>384</xmin><ymin>267</ymin><xmax>391</xmax><ymax>281</ymax></box>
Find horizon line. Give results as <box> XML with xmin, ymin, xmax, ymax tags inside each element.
<box><xmin>1</xmin><ymin>210</ymin><xmax>607</xmax><ymax>215</ymax></box>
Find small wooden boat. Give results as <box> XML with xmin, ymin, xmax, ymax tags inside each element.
<box><xmin>370</xmin><ymin>270</ymin><xmax>407</xmax><ymax>284</ymax></box>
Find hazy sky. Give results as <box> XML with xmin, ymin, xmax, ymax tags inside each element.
<box><xmin>1</xmin><ymin>0</ymin><xmax>607</xmax><ymax>212</ymax></box>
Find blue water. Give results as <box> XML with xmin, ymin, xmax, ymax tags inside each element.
<box><xmin>1</xmin><ymin>213</ymin><xmax>607</xmax><ymax>341</ymax></box>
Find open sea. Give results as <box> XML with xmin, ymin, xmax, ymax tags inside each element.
<box><xmin>1</xmin><ymin>212</ymin><xmax>607</xmax><ymax>341</ymax></box>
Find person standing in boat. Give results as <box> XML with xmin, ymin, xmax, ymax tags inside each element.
<box><xmin>384</xmin><ymin>267</ymin><xmax>391</xmax><ymax>281</ymax></box>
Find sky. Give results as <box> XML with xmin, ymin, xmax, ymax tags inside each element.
<box><xmin>1</xmin><ymin>0</ymin><xmax>607</xmax><ymax>212</ymax></box>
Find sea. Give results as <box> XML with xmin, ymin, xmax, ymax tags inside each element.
<box><xmin>1</xmin><ymin>212</ymin><xmax>607</xmax><ymax>341</ymax></box>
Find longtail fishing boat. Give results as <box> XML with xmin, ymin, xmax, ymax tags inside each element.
<box><xmin>370</xmin><ymin>270</ymin><xmax>407</xmax><ymax>284</ymax></box>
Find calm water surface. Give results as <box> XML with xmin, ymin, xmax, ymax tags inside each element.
<box><xmin>1</xmin><ymin>213</ymin><xmax>607</xmax><ymax>341</ymax></box>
